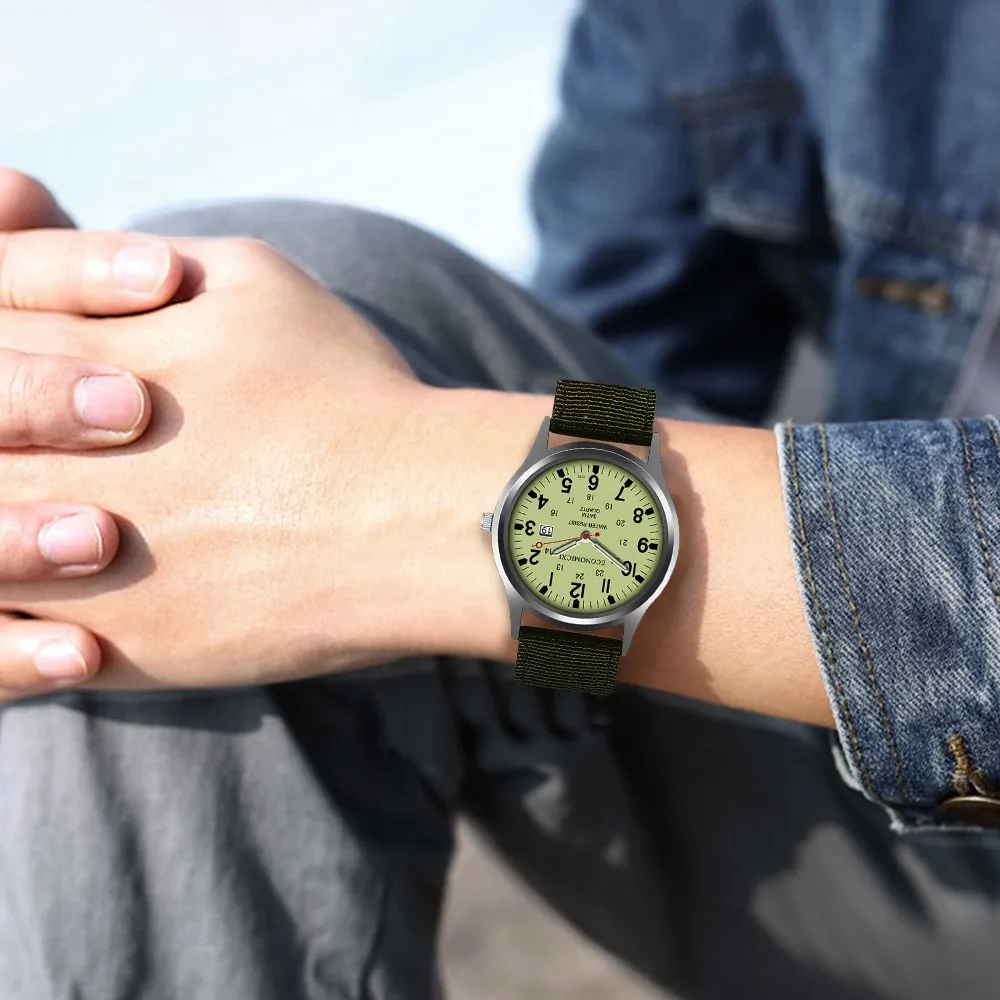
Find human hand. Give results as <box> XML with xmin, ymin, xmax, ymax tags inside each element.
<box><xmin>0</xmin><ymin>230</ymin><xmax>473</xmax><ymax>690</ymax></box>
<box><xmin>0</xmin><ymin>169</ymin><xmax>184</xmax><ymax>699</ymax></box>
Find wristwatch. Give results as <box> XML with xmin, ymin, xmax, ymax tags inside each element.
<box><xmin>481</xmin><ymin>379</ymin><xmax>679</xmax><ymax>697</ymax></box>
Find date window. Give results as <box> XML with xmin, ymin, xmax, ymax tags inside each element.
<box><xmin>539</xmin><ymin>524</ymin><xmax>554</xmax><ymax>537</ymax></box>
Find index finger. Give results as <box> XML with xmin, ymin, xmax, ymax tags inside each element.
<box><xmin>0</xmin><ymin>228</ymin><xmax>184</xmax><ymax>315</ymax></box>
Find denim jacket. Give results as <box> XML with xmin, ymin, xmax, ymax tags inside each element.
<box><xmin>530</xmin><ymin>0</ymin><xmax>1000</xmax><ymax>831</ymax></box>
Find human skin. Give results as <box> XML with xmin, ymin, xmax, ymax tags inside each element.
<box><xmin>0</xmin><ymin>226</ymin><xmax>831</xmax><ymax>726</ymax></box>
<box><xmin>0</xmin><ymin>170</ymin><xmax>185</xmax><ymax>697</ymax></box>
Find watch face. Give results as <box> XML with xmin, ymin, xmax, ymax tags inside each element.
<box><xmin>506</xmin><ymin>456</ymin><xmax>666</xmax><ymax>616</ymax></box>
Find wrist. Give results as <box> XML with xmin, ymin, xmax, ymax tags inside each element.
<box><xmin>365</xmin><ymin>384</ymin><xmax>828</xmax><ymax>729</ymax></box>
<box><xmin>392</xmin><ymin>386</ymin><xmax>550</xmax><ymax>662</ymax></box>
<box><xmin>389</xmin><ymin>385</ymin><xmax>688</xmax><ymax>667</ymax></box>
<box><xmin>387</xmin><ymin>385</ymin><xmax>691</xmax><ymax>667</ymax></box>
<box><xmin>292</xmin><ymin>383</ymin><xmax>530</xmax><ymax>671</ymax></box>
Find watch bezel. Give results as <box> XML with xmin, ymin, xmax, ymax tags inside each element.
<box><xmin>491</xmin><ymin>432</ymin><xmax>679</xmax><ymax>640</ymax></box>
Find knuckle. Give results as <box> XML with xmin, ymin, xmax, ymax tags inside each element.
<box><xmin>217</xmin><ymin>237</ymin><xmax>287</xmax><ymax>279</ymax></box>
<box><xmin>0</xmin><ymin>354</ymin><xmax>55</xmax><ymax>445</ymax></box>
<box><xmin>0</xmin><ymin>511</ymin><xmax>33</xmax><ymax>580</ymax></box>
<box><xmin>0</xmin><ymin>354</ymin><xmax>35</xmax><ymax>442</ymax></box>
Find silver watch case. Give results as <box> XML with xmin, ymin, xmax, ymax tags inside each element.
<box><xmin>486</xmin><ymin>418</ymin><xmax>680</xmax><ymax>654</ymax></box>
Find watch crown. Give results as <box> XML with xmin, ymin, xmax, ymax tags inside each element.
<box><xmin>480</xmin><ymin>512</ymin><xmax>494</xmax><ymax>533</ymax></box>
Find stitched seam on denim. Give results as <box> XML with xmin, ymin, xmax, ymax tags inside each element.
<box><xmin>830</xmin><ymin>174</ymin><xmax>1000</xmax><ymax>276</ymax></box>
<box><xmin>785</xmin><ymin>420</ymin><xmax>875</xmax><ymax>795</ymax></box>
<box><xmin>818</xmin><ymin>424</ymin><xmax>910</xmax><ymax>802</ymax></box>
<box><xmin>958</xmin><ymin>417</ymin><xmax>1000</xmax><ymax>632</ymax></box>
<box><xmin>668</xmin><ymin>75</ymin><xmax>801</xmax><ymax>123</ymax></box>
<box><xmin>947</xmin><ymin>733</ymin><xmax>999</xmax><ymax>797</ymax></box>
<box><xmin>959</xmin><ymin>421</ymin><xmax>1000</xmax><ymax>805</ymax></box>
<box><xmin>982</xmin><ymin>415</ymin><xmax>1000</xmax><ymax>493</ymax></box>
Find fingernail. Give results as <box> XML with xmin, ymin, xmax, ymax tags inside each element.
<box><xmin>35</xmin><ymin>638</ymin><xmax>90</xmax><ymax>679</ymax></box>
<box><xmin>110</xmin><ymin>241</ymin><xmax>171</xmax><ymax>294</ymax></box>
<box><xmin>75</xmin><ymin>374</ymin><xmax>145</xmax><ymax>432</ymax></box>
<box><xmin>38</xmin><ymin>513</ymin><xmax>104</xmax><ymax>568</ymax></box>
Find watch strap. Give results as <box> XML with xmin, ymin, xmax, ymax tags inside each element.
<box><xmin>549</xmin><ymin>379</ymin><xmax>656</xmax><ymax>447</ymax></box>
<box><xmin>510</xmin><ymin>379</ymin><xmax>652</xmax><ymax>697</ymax></box>
<box><xmin>515</xmin><ymin>625</ymin><xmax>622</xmax><ymax>698</ymax></box>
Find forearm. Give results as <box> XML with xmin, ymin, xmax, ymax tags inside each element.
<box><xmin>405</xmin><ymin>386</ymin><xmax>831</xmax><ymax>727</ymax></box>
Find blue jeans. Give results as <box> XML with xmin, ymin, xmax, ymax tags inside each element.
<box><xmin>2</xmin><ymin>202</ymin><xmax>999</xmax><ymax>1000</ymax></box>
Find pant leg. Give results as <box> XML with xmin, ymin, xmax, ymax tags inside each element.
<box><xmin>0</xmin><ymin>668</ymin><xmax>471</xmax><ymax>1000</ymax></box>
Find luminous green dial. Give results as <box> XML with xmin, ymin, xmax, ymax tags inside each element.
<box><xmin>507</xmin><ymin>457</ymin><xmax>665</xmax><ymax>615</ymax></box>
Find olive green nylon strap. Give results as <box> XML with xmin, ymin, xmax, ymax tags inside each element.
<box><xmin>549</xmin><ymin>379</ymin><xmax>656</xmax><ymax>447</ymax></box>
<box><xmin>512</xmin><ymin>380</ymin><xmax>654</xmax><ymax>694</ymax></box>
<box><xmin>515</xmin><ymin>625</ymin><xmax>622</xmax><ymax>698</ymax></box>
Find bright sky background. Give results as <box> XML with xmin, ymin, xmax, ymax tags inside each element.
<box><xmin>0</xmin><ymin>0</ymin><xmax>577</xmax><ymax>277</ymax></box>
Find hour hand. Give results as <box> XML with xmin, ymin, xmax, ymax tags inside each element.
<box><xmin>549</xmin><ymin>536</ymin><xmax>584</xmax><ymax>556</ymax></box>
<box><xmin>588</xmin><ymin>537</ymin><xmax>629</xmax><ymax>573</ymax></box>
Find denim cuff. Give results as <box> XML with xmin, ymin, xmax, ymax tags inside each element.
<box><xmin>776</xmin><ymin>418</ymin><xmax>1000</xmax><ymax>832</ymax></box>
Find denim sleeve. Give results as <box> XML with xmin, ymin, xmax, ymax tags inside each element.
<box><xmin>777</xmin><ymin>417</ymin><xmax>1000</xmax><ymax>832</ymax></box>
<box><xmin>529</xmin><ymin>0</ymin><xmax>797</xmax><ymax>424</ymax></box>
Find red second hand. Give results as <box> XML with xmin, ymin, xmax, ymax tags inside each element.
<box><xmin>533</xmin><ymin>531</ymin><xmax>590</xmax><ymax>550</ymax></box>
<box><xmin>533</xmin><ymin>535</ymin><xmax>581</xmax><ymax>549</ymax></box>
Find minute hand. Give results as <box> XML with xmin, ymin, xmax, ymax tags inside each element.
<box><xmin>588</xmin><ymin>537</ymin><xmax>630</xmax><ymax>573</ymax></box>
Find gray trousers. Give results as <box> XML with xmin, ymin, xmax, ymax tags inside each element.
<box><xmin>2</xmin><ymin>202</ymin><xmax>1000</xmax><ymax>1000</ymax></box>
